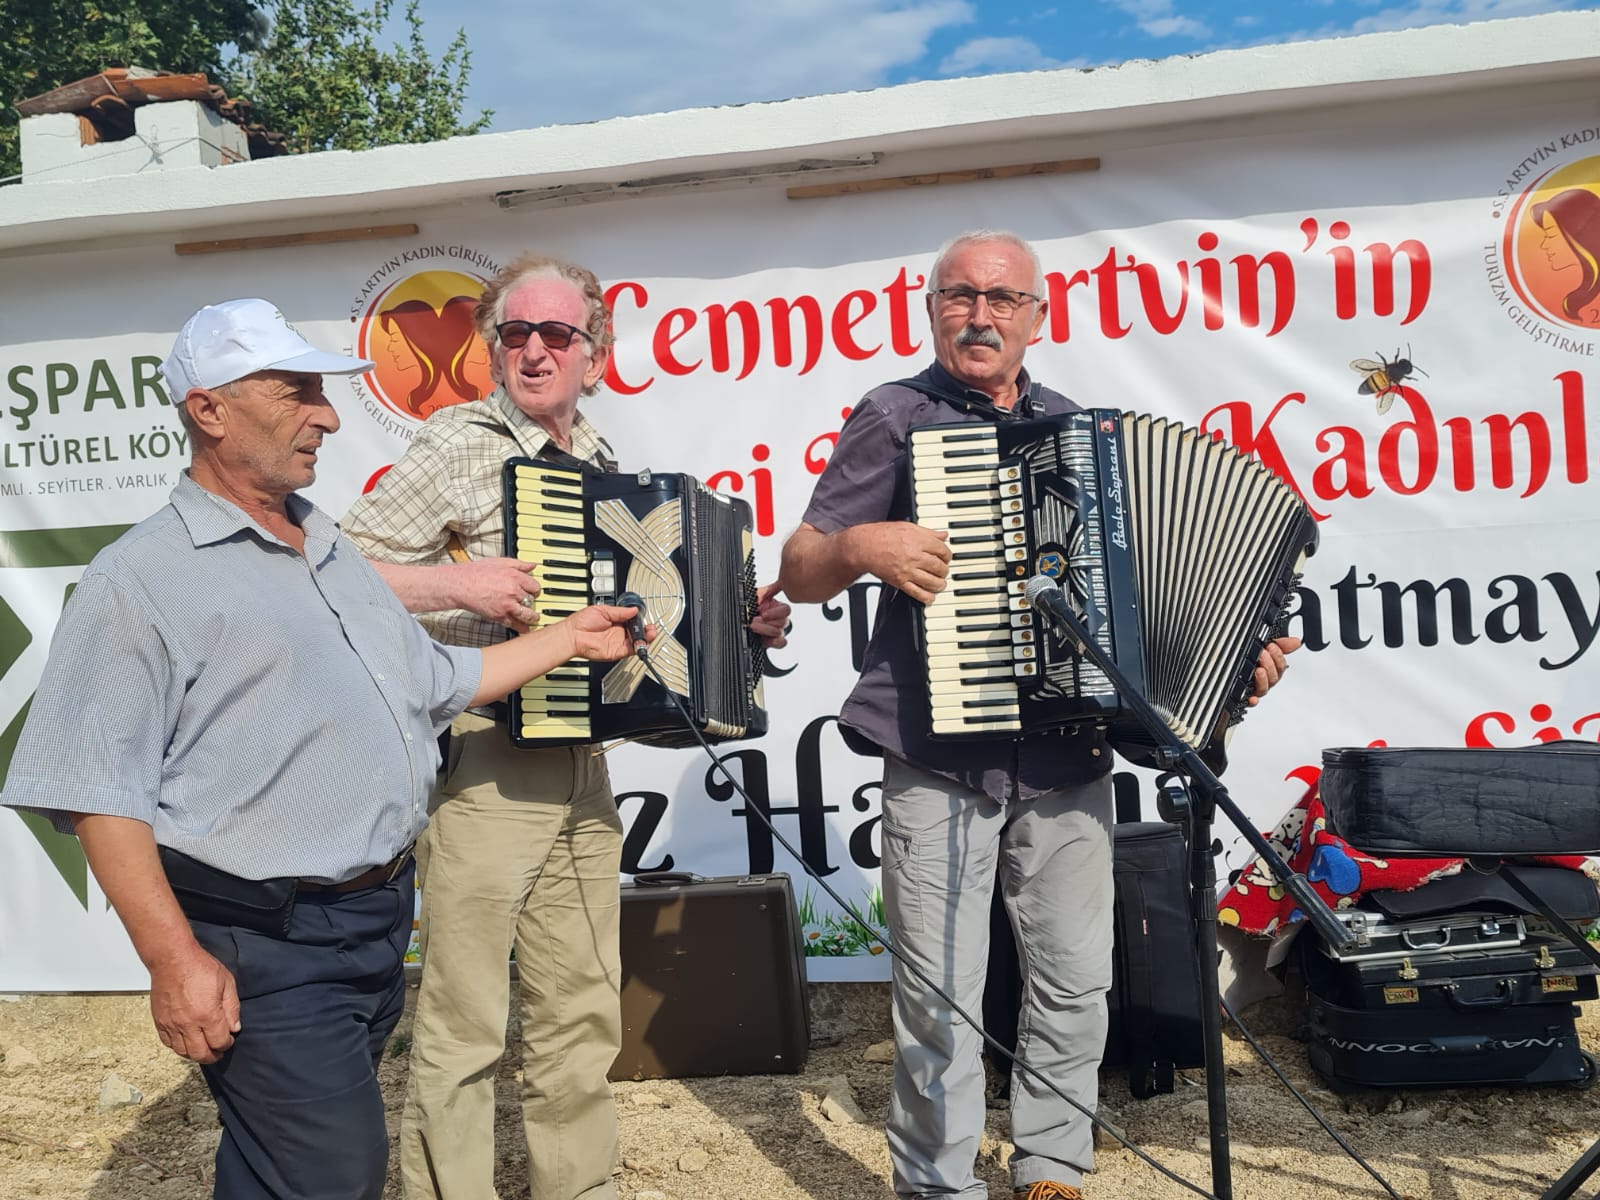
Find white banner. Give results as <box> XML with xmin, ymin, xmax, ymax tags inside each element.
<box><xmin>4</xmin><ymin>100</ymin><xmax>1599</xmax><ymax>988</ymax></box>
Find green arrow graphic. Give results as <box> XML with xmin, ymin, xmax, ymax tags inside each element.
<box><xmin>1</xmin><ymin>525</ymin><xmax>132</xmax><ymax>909</ymax></box>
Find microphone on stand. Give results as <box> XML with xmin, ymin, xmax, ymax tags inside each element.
<box><xmin>1024</xmin><ymin>575</ymin><xmax>1086</xmax><ymax>652</ymax></box>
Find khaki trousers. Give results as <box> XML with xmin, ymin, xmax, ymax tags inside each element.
<box><xmin>401</xmin><ymin>712</ymin><xmax>622</xmax><ymax>1200</ymax></box>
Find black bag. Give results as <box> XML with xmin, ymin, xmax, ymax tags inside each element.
<box><xmin>1320</xmin><ymin>742</ymin><xmax>1600</xmax><ymax>857</ymax></box>
<box><xmin>1364</xmin><ymin>862</ymin><xmax>1600</xmax><ymax>925</ymax></box>
<box><xmin>1104</xmin><ymin>819</ymin><xmax>1207</xmax><ymax>1095</ymax></box>
<box><xmin>158</xmin><ymin>845</ymin><xmax>298</xmax><ymax>938</ymax></box>
<box><xmin>984</xmin><ymin>778</ymin><xmax>1206</xmax><ymax>1099</ymax></box>
<box><xmin>1305</xmin><ymin>992</ymin><xmax>1595</xmax><ymax>1091</ymax></box>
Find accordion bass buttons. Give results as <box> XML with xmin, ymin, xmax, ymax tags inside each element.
<box><xmin>590</xmin><ymin>555</ymin><xmax>617</xmax><ymax>604</ymax></box>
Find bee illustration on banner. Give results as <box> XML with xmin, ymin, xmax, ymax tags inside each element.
<box><xmin>1350</xmin><ymin>347</ymin><xmax>1427</xmax><ymax>414</ymax></box>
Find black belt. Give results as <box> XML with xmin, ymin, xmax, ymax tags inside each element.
<box><xmin>298</xmin><ymin>844</ymin><xmax>414</xmax><ymax>894</ymax></box>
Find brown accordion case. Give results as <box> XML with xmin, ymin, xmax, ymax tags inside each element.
<box><xmin>1320</xmin><ymin>742</ymin><xmax>1600</xmax><ymax>857</ymax></box>
<box><xmin>610</xmin><ymin>872</ymin><xmax>810</xmax><ymax>1082</ymax></box>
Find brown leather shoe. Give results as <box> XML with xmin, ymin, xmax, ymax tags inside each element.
<box><xmin>1014</xmin><ymin>1184</ymin><xmax>1083</xmax><ymax>1200</ymax></box>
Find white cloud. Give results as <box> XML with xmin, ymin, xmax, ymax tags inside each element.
<box><xmin>1340</xmin><ymin>0</ymin><xmax>1580</xmax><ymax>34</ymax></box>
<box><xmin>1104</xmin><ymin>0</ymin><xmax>1213</xmax><ymax>39</ymax></box>
<box><xmin>1209</xmin><ymin>0</ymin><xmax>1578</xmax><ymax>59</ymax></box>
<box><xmin>1140</xmin><ymin>15</ymin><xmax>1211</xmax><ymax>36</ymax></box>
<box><xmin>448</xmin><ymin>0</ymin><xmax>977</xmax><ymax>131</ymax></box>
<box><xmin>937</xmin><ymin>36</ymin><xmax>1069</xmax><ymax>73</ymax></box>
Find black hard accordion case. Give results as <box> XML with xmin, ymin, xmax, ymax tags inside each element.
<box><xmin>906</xmin><ymin>409</ymin><xmax>1317</xmax><ymax>769</ymax></box>
<box><xmin>1299</xmin><ymin>865</ymin><xmax>1600</xmax><ymax>1092</ymax></box>
<box><xmin>1320</xmin><ymin>742</ymin><xmax>1600</xmax><ymax>857</ymax></box>
<box><xmin>609</xmin><ymin>872</ymin><xmax>809</xmax><ymax>1082</ymax></box>
<box><xmin>502</xmin><ymin>458</ymin><xmax>768</xmax><ymax>749</ymax></box>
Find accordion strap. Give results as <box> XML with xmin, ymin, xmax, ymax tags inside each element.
<box><xmin>894</xmin><ymin>377</ymin><xmax>1045</xmax><ymax>422</ymax></box>
<box><xmin>538</xmin><ymin>444</ymin><xmax>614</xmax><ymax>476</ymax></box>
<box><xmin>463</xmin><ymin>418</ymin><xmax>617</xmax><ymax>475</ymax></box>
<box><xmin>439</xmin><ymin>419</ymin><xmax>614</xmax><ymax>569</ymax></box>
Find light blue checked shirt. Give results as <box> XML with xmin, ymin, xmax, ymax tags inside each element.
<box><xmin>0</xmin><ymin>473</ymin><xmax>481</xmax><ymax>883</ymax></box>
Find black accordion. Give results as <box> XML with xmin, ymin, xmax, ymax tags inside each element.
<box><xmin>907</xmin><ymin>409</ymin><xmax>1318</xmax><ymax>767</ymax></box>
<box><xmin>502</xmin><ymin>458</ymin><xmax>769</xmax><ymax>749</ymax></box>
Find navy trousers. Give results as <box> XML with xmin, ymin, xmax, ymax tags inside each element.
<box><xmin>188</xmin><ymin>863</ymin><xmax>414</xmax><ymax>1200</ymax></box>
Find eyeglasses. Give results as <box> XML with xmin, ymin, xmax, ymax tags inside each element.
<box><xmin>494</xmin><ymin>320</ymin><xmax>591</xmax><ymax>350</ymax></box>
<box><xmin>931</xmin><ymin>286</ymin><xmax>1041</xmax><ymax>317</ymax></box>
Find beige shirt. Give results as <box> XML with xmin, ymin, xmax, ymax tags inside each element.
<box><xmin>342</xmin><ymin>387</ymin><xmax>613</xmax><ymax>650</ymax></box>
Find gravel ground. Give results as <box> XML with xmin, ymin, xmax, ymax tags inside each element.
<box><xmin>2</xmin><ymin>981</ymin><xmax>1597</xmax><ymax>1199</ymax></box>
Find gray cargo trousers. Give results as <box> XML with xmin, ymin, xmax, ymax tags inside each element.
<box><xmin>879</xmin><ymin>753</ymin><xmax>1115</xmax><ymax>1197</ymax></box>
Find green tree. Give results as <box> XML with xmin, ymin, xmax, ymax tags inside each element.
<box><xmin>0</xmin><ymin>0</ymin><xmax>264</xmax><ymax>182</ymax></box>
<box><xmin>0</xmin><ymin>0</ymin><xmax>489</xmax><ymax>183</ymax></box>
<box><xmin>228</xmin><ymin>0</ymin><xmax>491</xmax><ymax>155</ymax></box>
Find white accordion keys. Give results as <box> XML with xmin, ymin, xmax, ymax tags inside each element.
<box><xmin>909</xmin><ymin>426</ymin><xmax>1031</xmax><ymax>735</ymax></box>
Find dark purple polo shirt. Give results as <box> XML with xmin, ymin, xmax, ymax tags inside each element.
<box><xmin>801</xmin><ymin>362</ymin><xmax>1113</xmax><ymax>803</ymax></box>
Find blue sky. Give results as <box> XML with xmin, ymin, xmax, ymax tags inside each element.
<box><xmin>406</xmin><ymin>0</ymin><xmax>1595</xmax><ymax>135</ymax></box>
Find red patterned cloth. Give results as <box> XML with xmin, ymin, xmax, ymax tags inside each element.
<box><xmin>1217</xmin><ymin>784</ymin><xmax>1588</xmax><ymax>937</ymax></box>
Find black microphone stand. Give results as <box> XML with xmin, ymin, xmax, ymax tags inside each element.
<box><xmin>1031</xmin><ymin>591</ymin><xmax>1357</xmax><ymax>1200</ymax></box>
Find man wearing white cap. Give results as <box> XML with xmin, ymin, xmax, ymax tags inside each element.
<box><xmin>0</xmin><ymin>298</ymin><xmax>648</xmax><ymax>1200</ymax></box>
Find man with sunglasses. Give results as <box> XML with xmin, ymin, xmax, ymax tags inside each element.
<box><xmin>779</xmin><ymin>231</ymin><xmax>1295</xmax><ymax>1200</ymax></box>
<box><xmin>342</xmin><ymin>253</ymin><xmax>788</xmax><ymax>1200</ymax></box>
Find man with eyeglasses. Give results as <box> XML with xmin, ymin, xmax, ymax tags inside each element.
<box><xmin>342</xmin><ymin>253</ymin><xmax>788</xmax><ymax>1200</ymax></box>
<box><xmin>779</xmin><ymin>231</ymin><xmax>1293</xmax><ymax>1200</ymax></box>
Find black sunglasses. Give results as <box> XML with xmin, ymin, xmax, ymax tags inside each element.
<box><xmin>494</xmin><ymin>320</ymin><xmax>591</xmax><ymax>350</ymax></box>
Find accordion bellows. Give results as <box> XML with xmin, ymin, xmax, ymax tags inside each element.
<box><xmin>908</xmin><ymin>409</ymin><xmax>1318</xmax><ymax>768</ymax></box>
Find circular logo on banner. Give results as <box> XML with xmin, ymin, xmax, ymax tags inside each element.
<box><xmin>1502</xmin><ymin>155</ymin><xmax>1600</xmax><ymax>331</ymax></box>
<box><xmin>348</xmin><ymin>249</ymin><xmax>502</xmax><ymax>428</ymax></box>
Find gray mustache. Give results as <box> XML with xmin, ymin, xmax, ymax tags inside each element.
<box><xmin>956</xmin><ymin>325</ymin><xmax>1003</xmax><ymax>350</ymax></box>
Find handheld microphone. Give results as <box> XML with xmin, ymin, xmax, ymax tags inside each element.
<box><xmin>618</xmin><ymin>591</ymin><xmax>649</xmax><ymax>655</ymax></box>
<box><xmin>1023</xmin><ymin>575</ymin><xmax>1085</xmax><ymax>651</ymax></box>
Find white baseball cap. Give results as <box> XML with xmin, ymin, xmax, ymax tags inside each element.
<box><xmin>162</xmin><ymin>298</ymin><xmax>374</xmax><ymax>400</ymax></box>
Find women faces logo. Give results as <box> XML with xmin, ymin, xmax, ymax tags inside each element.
<box><xmin>355</xmin><ymin>269</ymin><xmax>494</xmax><ymax>420</ymax></box>
<box><xmin>1504</xmin><ymin>156</ymin><xmax>1600</xmax><ymax>329</ymax></box>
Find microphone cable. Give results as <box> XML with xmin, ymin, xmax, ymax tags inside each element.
<box><xmin>1222</xmin><ymin>996</ymin><xmax>1404</xmax><ymax>1199</ymax></box>
<box><xmin>620</xmin><ymin>626</ymin><xmax>1407</xmax><ymax>1200</ymax></box>
<box><xmin>626</xmin><ymin>638</ymin><xmax>1223</xmax><ymax>1200</ymax></box>
<box><xmin>1024</xmin><ymin>574</ymin><xmax>1405</xmax><ymax>1198</ymax></box>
